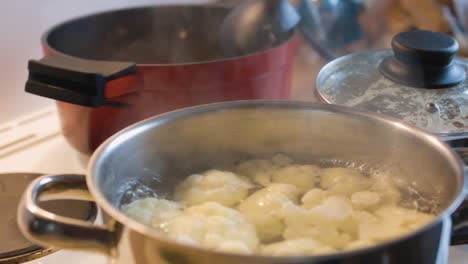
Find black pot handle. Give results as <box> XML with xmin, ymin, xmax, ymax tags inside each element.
<box><xmin>25</xmin><ymin>53</ymin><xmax>137</xmax><ymax>107</ymax></box>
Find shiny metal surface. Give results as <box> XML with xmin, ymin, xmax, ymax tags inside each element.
<box><xmin>289</xmin><ymin>0</ymin><xmax>468</xmax><ymax>104</ymax></box>
<box><xmin>218</xmin><ymin>0</ymin><xmax>335</xmax><ymax>61</ymax></box>
<box><xmin>0</xmin><ymin>172</ymin><xmax>98</xmax><ymax>263</ymax></box>
<box><xmin>219</xmin><ymin>0</ymin><xmax>300</xmax><ymax>57</ymax></box>
<box><xmin>18</xmin><ymin>101</ymin><xmax>467</xmax><ymax>264</ymax></box>
<box><xmin>0</xmin><ymin>248</ymin><xmax>56</xmax><ymax>264</ymax></box>
<box><xmin>316</xmin><ymin>51</ymin><xmax>468</xmax><ymax>136</ymax></box>
<box><xmin>1</xmin><ymin>173</ymin><xmax>45</xmax><ymax>257</ymax></box>
<box><xmin>17</xmin><ymin>174</ymin><xmax>113</xmax><ymax>254</ymax></box>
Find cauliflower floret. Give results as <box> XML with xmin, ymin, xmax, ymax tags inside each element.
<box><xmin>121</xmin><ymin>198</ymin><xmax>183</xmax><ymax>229</ymax></box>
<box><xmin>287</xmin><ymin>196</ymin><xmax>354</xmax><ymax>226</ymax></box>
<box><xmin>235</xmin><ymin>154</ymin><xmax>293</xmax><ymax>186</ymax></box>
<box><xmin>358</xmin><ymin>222</ymin><xmax>410</xmax><ymax>242</ymax></box>
<box><xmin>165</xmin><ymin>202</ymin><xmax>259</xmax><ymax>254</ymax></box>
<box><xmin>351</xmin><ymin>191</ymin><xmax>381</xmax><ymax>210</ymax></box>
<box><xmin>309</xmin><ymin>196</ymin><xmax>354</xmax><ymax>224</ymax></box>
<box><xmin>122</xmin><ymin>158</ymin><xmax>436</xmax><ymax>256</ymax></box>
<box><xmin>282</xmin><ymin>197</ymin><xmax>354</xmax><ymax>248</ymax></box>
<box><xmin>271</xmin><ymin>165</ymin><xmax>321</xmax><ymax>193</ymax></box>
<box><xmin>338</xmin><ymin>210</ymin><xmax>378</xmax><ymax>237</ymax></box>
<box><xmin>377</xmin><ymin>187</ymin><xmax>402</xmax><ymax>206</ymax></box>
<box><xmin>301</xmin><ymin>188</ymin><xmax>328</xmax><ymax>209</ymax></box>
<box><xmin>174</xmin><ymin>170</ymin><xmax>253</xmax><ymax>207</ymax></box>
<box><xmin>300</xmin><ymin>190</ymin><xmax>380</xmax><ymax>239</ymax></box>
<box><xmin>261</xmin><ymin>238</ymin><xmax>336</xmax><ymax>256</ymax></box>
<box><xmin>358</xmin><ymin>206</ymin><xmax>433</xmax><ymax>242</ymax></box>
<box><xmin>370</xmin><ymin>173</ymin><xmax>401</xmax><ymax>205</ymax></box>
<box><xmin>283</xmin><ymin>223</ymin><xmax>352</xmax><ymax>249</ymax></box>
<box><xmin>235</xmin><ymin>159</ymin><xmax>277</xmax><ymax>186</ymax></box>
<box><xmin>265</xmin><ymin>183</ymin><xmax>301</xmax><ymax>201</ymax></box>
<box><xmin>320</xmin><ymin>167</ymin><xmax>371</xmax><ymax>196</ymax></box>
<box><xmin>121</xmin><ymin>198</ymin><xmax>158</xmax><ymax>225</ymax></box>
<box><xmin>217</xmin><ymin>241</ymin><xmax>252</xmax><ymax>254</ymax></box>
<box><xmin>352</xmin><ymin>210</ymin><xmax>378</xmax><ymax>223</ymax></box>
<box><xmin>375</xmin><ymin>206</ymin><xmax>434</xmax><ymax>229</ymax></box>
<box><xmin>345</xmin><ymin>240</ymin><xmax>375</xmax><ymax>250</ymax></box>
<box><xmin>238</xmin><ymin>184</ymin><xmax>299</xmax><ymax>242</ymax></box>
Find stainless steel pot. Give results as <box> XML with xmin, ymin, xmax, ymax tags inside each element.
<box><xmin>17</xmin><ymin>100</ymin><xmax>468</xmax><ymax>264</ymax></box>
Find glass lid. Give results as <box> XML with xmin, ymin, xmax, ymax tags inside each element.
<box><xmin>316</xmin><ymin>30</ymin><xmax>467</xmax><ymax>137</ymax></box>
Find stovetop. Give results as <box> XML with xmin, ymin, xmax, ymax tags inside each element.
<box><xmin>0</xmin><ymin>108</ymin><xmax>107</xmax><ymax>264</ymax></box>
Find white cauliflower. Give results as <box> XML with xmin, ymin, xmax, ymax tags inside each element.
<box><xmin>283</xmin><ymin>223</ymin><xmax>352</xmax><ymax>249</ymax></box>
<box><xmin>282</xmin><ymin>196</ymin><xmax>354</xmax><ymax>248</ymax></box>
<box><xmin>121</xmin><ymin>198</ymin><xmax>183</xmax><ymax>230</ymax></box>
<box><xmin>320</xmin><ymin>167</ymin><xmax>371</xmax><ymax>196</ymax></box>
<box><xmin>238</xmin><ymin>184</ymin><xmax>299</xmax><ymax>242</ymax></box>
<box><xmin>358</xmin><ymin>206</ymin><xmax>433</xmax><ymax>242</ymax></box>
<box><xmin>121</xmin><ymin>156</ymin><xmax>436</xmax><ymax>256</ymax></box>
<box><xmin>164</xmin><ymin>202</ymin><xmax>259</xmax><ymax>254</ymax></box>
<box><xmin>369</xmin><ymin>172</ymin><xmax>402</xmax><ymax>205</ymax></box>
<box><xmin>358</xmin><ymin>222</ymin><xmax>410</xmax><ymax>242</ymax></box>
<box><xmin>351</xmin><ymin>191</ymin><xmax>381</xmax><ymax>210</ymax></box>
<box><xmin>261</xmin><ymin>238</ymin><xmax>336</xmax><ymax>256</ymax></box>
<box><xmin>235</xmin><ymin>159</ymin><xmax>277</xmax><ymax>186</ymax></box>
<box><xmin>235</xmin><ymin>154</ymin><xmax>293</xmax><ymax>186</ymax></box>
<box><xmin>174</xmin><ymin>169</ymin><xmax>253</xmax><ymax>207</ymax></box>
<box><xmin>374</xmin><ymin>206</ymin><xmax>434</xmax><ymax>230</ymax></box>
<box><xmin>338</xmin><ymin>210</ymin><xmax>379</xmax><ymax>238</ymax></box>
<box><xmin>271</xmin><ymin>165</ymin><xmax>321</xmax><ymax>193</ymax></box>
<box><xmin>301</xmin><ymin>188</ymin><xmax>329</xmax><ymax>209</ymax></box>
<box><xmin>376</xmin><ymin>186</ymin><xmax>402</xmax><ymax>206</ymax></box>
<box><xmin>284</xmin><ymin>196</ymin><xmax>354</xmax><ymax>227</ymax></box>
<box><xmin>345</xmin><ymin>240</ymin><xmax>375</xmax><ymax>250</ymax></box>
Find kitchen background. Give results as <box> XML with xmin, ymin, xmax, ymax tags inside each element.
<box><xmin>4</xmin><ymin>0</ymin><xmax>466</xmax><ymax>123</ymax></box>
<box><xmin>1</xmin><ymin>0</ymin><xmax>219</xmax><ymax>124</ymax></box>
<box><xmin>1</xmin><ymin>0</ymin><xmax>467</xmax><ymax>263</ymax></box>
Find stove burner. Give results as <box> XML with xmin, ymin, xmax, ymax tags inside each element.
<box><xmin>0</xmin><ymin>173</ymin><xmax>96</xmax><ymax>263</ymax></box>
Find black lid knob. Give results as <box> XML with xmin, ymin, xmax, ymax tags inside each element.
<box><xmin>379</xmin><ymin>30</ymin><xmax>466</xmax><ymax>88</ymax></box>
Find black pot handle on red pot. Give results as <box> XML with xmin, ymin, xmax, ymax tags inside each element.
<box><xmin>25</xmin><ymin>53</ymin><xmax>137</xmax><ymax>107</ymax></box>
<box><xmin>447</xmin><ymin>137</ymin><xmax>468</xmax><ymax>245</ymax></box>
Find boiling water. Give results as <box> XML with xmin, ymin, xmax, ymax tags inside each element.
<box><xmin>118</xmin><ymin>155</ymin><xmax>440</xmax><ymax>214</ymax></box>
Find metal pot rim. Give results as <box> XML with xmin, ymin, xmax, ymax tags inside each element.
<box><xmin>88</xmin><ymin>100</ymin><xmax>466</xmax><ymax>260</ymax></box>
<box><xmin>41</xmin><ymin>5</ymin><xmax>298</xmax><ymax>67</ymax></box>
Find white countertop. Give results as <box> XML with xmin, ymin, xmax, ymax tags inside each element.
<box><xmin>0</xmin><ymin>0</ymin><xmax>214</xmax><ymax>124</ymax></box>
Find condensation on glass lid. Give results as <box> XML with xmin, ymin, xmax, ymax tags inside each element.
<box><xmin>316</xmin><ymin>51</ymin><xmax>468</xmax><ymax>135</ymax></box>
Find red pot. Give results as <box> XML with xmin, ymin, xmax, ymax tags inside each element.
<box><xmin>26</xmin><ymin>5</ymin><xmax>298</xmax><ymax>155</ymax></box>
